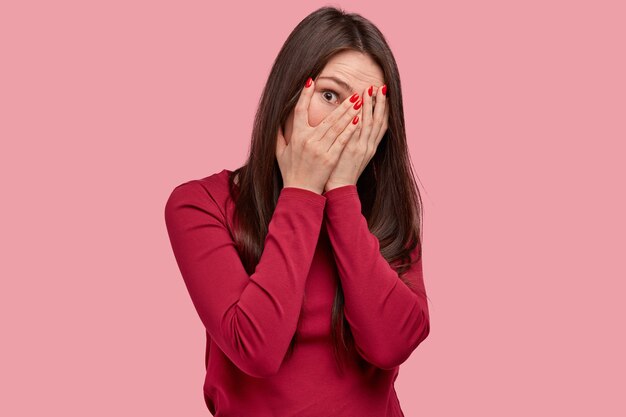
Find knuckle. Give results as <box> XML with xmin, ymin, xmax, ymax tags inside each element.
<box><xmin>301</xmin><ymin>138</ymin><xmax>314</xmax><ymax>150</ymax></box>
<box><xmin>330</xmin><ymin>124</ymin><xmax>344</xmax><ymax>137</ymax></box>
<box><xmin>321</xmin><ymin>155</ymin><xmax>333</xmax><ymax>166</ymax></box>
<box><xmin>349</xmin><ymin>144</ymin><xmax>362</xmax><ymax>155</ymax></box>
<box><xmin>300</xmin><ymin>139</ymin><xmax>315</xmax><ymax>155</ymax></box>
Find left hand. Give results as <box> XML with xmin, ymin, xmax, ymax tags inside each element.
<box><xmin>324</xmin><ymin>84</ymin><xmax>389</xmax><ymax>193</ymax></box>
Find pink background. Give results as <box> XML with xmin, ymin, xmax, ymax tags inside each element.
<box><xmin>2</xmin><ymin>0</ymin><xmax>624</xmax><ymax>415</ymax></box>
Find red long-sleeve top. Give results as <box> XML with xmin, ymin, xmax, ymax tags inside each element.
<box><xmin>164</xmin><ymin>168</ymin><xmax>430</xmax><ymax>416</ymax></box>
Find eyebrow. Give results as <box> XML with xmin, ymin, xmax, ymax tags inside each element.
<box><xmin>317</xmin><ymin>76</ymin><xmax>354</xmax><ymax>94</ymax></box>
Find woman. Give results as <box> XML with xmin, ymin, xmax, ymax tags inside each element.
<box><xmin>164</xmin><ymin>6</ymin><xmax>430</xmax><ymax>416</ymax></box>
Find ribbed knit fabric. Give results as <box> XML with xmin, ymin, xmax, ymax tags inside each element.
<box><xmin>164</xmin><ymin>168</ymin><xmax>430</xmax><ymax>416</ymax></box>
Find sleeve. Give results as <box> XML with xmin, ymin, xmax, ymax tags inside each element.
<box><xmin>164</xmin><ymin>180</ymin><xmax>326</xmax><ymax>378</ymax></box>
<box><xmin>322</xmin><ymin>184</ymin><xmax>430</xmax><ymax>370</ymax></box>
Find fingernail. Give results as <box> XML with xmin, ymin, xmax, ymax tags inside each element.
<box><xmin>381</xmin><ymin>84</ymin><xmax>387</xmax><ymax>95</ymax></box>
<box><xmin>352</xmin><ymin>115</ymin><xmax>359</xmax><ymax>125</ymax></box>
<box><xmin>353</xmin><ymin>98</ymin><xmax>363</xmax><ymax>110</ymax></box>
<box><xmin>368</xmin><ymin>86</ymin><xmax>373</xmax><ymax>97</ymax></box>
<box><xmin>305</xmin><ymin>77</ymin><xmax>313</xmax><ymax>88</ymax></box>
<box><xmin>349</xmin><ymin>93</ymin><xmax>359</xmax><ymax>103</ymax></box>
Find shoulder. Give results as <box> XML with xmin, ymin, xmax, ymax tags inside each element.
<box><xmin>165</xmin><ymin>168</ymin><xmax>234</xmax><ymax>217</ymax></box>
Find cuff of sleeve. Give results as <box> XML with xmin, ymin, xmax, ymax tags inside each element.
<box><xmin>280</xmin><ymin>186</ymin><xmax>327</xmax><ymax>208</ymax></box>
<box><xmin>322</xmin><ymin>184</ymin><xmax>358</xmax><ymax>202</ymax></box>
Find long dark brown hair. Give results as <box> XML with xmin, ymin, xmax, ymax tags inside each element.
<box><xmin>226</xmin><ymin>6</ymin><xmax>425</xmax><ymax>373</ymax></box>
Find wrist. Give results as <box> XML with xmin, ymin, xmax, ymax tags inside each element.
<box><xmin>324</xmin><ymin>182</ymin><xmax>356</xmax><ymax>193</ymax></box>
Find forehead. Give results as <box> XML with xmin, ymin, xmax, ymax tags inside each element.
<box><xmin>317</xmin><ymin>50</ymin><xmax>385</xmax><ymax>93</ymax></box>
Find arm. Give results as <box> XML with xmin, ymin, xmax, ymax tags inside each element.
<box><xmin>164</xmin><ymin>180</ymin><xmax>326</xmax><ymax>377</ymax></box>
<box><xmin>323</xmin><ymin>184</ymin><xmax>430</xmax><ymax>370</ymax></box>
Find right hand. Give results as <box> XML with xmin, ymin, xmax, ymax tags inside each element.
<box><xmin>275</xmin><ymin>78</ymin><xmax>363</xmax><ymax>195</ymax></box>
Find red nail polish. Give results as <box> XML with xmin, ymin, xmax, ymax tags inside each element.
<box><xmin>353</xmin><ymin>98</ymin><xmax>363</xmax><ymax>110</ymax></box>
<box><xmin>368</xmin><ymin>86</ymin><xmax>373</xmax><ymax>96</ymax></box>
<box><xmin>305</xmin><ymin>77</ymin><xmax>313</xmax><ymax>88</ymax></box>
<box><xmin>381</xmin><ymin>84</ymin><xmax>387</xmax><ymax>95</ymax></box>
<box><xmin>352</xmin><ymin>115</ymin><xmax>359</xmax><ymax>125</ymax></box>
<box><xmin>349</xmin><ymin>93</ymin><xmax>359</xmax><ymax>103</ymax></box>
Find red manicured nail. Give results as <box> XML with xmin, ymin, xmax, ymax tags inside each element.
<box><xmin>305</xmin><ymin>77</ymin><xmax>313</xmax><ymax>88</ymax></box>
<box><xmin>349</xmin><ymin>93</ymin><xmax>359</xmax><ymax>103</ymax></box>
<box><xmin>381</xmin><ymin>84</ymin><xmax>387</xmax><ymax>95</ymax></box>
<box><xmin>368</xmin><ymin>86</ymin><xmax>373</xmax><ymax>96</ymax></box>
<box><xmin>352</xmin><ymin>115</ymin><xmax>359</xmax><ymax>125</ymax></box>
<box><xmin>353</xmin><ymin>98</ymin><xmax>363</xmax><ymax>110</ymax></box>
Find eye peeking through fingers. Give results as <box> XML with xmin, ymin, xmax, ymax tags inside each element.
<box><xmin>321</xmin><ymin>89</ymin><xmax>341</xmax><ymax>104</ymax></box>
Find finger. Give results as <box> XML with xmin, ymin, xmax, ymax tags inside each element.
<box><xmin>294</xmin><ymin>76</ymin><xmax>316</xmax><ymax>129</ymax></box>
<box><xmin>318</xmin><ymin>94</ymin><xmax>363</xmax><ymax>149</ymax></box>
<box><xmin>352</xmin><ymin>113</ymin><xmax>363</xmax><ymax>145</ymax></box>
<box><xmin>376</xmin><ymin>104</ymin><xmax>390</xmax><ymax>146</ymax></box>
<box><xmin>360</xmin><ymin>85</ymin><xmax>374</xmax><ymax>146</ymax></box>
<box><xmin>370</xmin><ymin>84</ymin><xmax>387</xmax><ymax>147</ymax></box>
<box><xmin>275</xmin><ymin>124</ymin><xmax>287</xmax><ymax>158</ymax></box>
<box><xmin>327</xmin><ymin>109</ymin><xmax>362</xmax><ymax>159</ymax></box>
